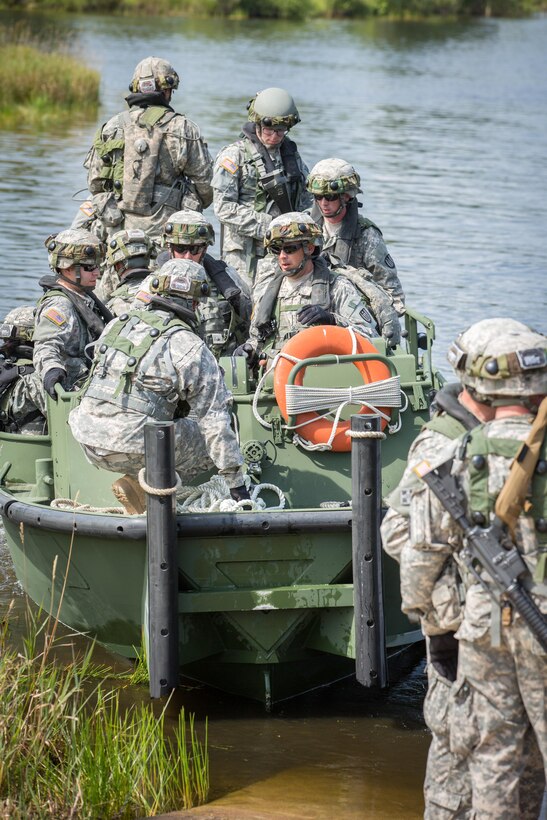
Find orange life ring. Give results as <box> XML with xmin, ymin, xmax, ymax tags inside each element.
<box><xmin>274</xmin><ymin>326</ymin><xmax>391</xmax><ymax>452</ymax></box>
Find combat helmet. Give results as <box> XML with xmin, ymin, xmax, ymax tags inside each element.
<box><xmin>447</xmin><ymin>318</ymin><xmax>547</xmax><ymax>405</ymax></box>
<box><xmin>129</xmin><ymin>56</ymin><xmax>179</xmax><ymax>94</ymax></box>
<box><xmin>0</xmin><ymin>306</ymin><xmax>35</xmax><ymax>346</ymax></box>
<box><xmin>106</xmin><ymin>229</ymin><xmax>155</xmax><ymax>276</ymax></box>
<box><xmin>306</xmin><ymin>158</ymin><xmax>362</xmax><ymax>198</ymax></box>
<box><xmin>142</xmin><ymin>259</ymin><xmax>210</xmax><ymax>304</ymax></box>
<box><xmin>45</xmin><ymin>229</ymin><xmax>105</xmax><ymax>284</ymax></box>
<box><xmin>247</xmin><ymin>88</ymin><xmax>300</xmax><ymax>130</ymax></box>
<box><xmin>163</xmin><ymin>211</ymin><xmax>215</xmax><ymax>249</ymax></box>
<box><xmin>264</xmin><ymin>212</ymin><xmax>322</xmax><ymax>251</ymax></box>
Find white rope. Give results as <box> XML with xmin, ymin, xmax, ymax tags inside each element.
<box><xmin>176</xmin><ymin>474</ymin><xmax>286</xmax><ymax>514</ymax></box>
<box><xmin>138</xmin><ymin>468</ymin><xmax>181</xmax><ymax>496</ymax></box>
<box><xmin>345</xmin><ymin>429</ymin><xmax>386</xmax><ymax>439</ymax></box>
<box><xmin>284</xmin><ymin>375</ymin><xmax>401</xmax><ymax>416</ymax></box>
<box><xmin>50</xmin><ymin>498</ymin><xmax>125</xmax><ymax>514</ymax></box>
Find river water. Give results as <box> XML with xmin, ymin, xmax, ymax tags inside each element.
<box><xmin>0</xmin><ymin>9</ymin><xmax>546</xmax><ymax>818</ymax></box>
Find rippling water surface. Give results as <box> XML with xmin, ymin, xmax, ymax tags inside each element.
<box><xmin>0</xmin><ymin>11</ymin><xmax>546</xmax><ymax>817</ymax></box>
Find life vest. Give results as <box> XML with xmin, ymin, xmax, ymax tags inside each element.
<box><xmin>424</xmin><ymin>382</ymin><xmax>479</xmax><ymax>439</ymax></box>
<box><xmin>311</xmin><ymin>198</ymin><xmax>380</xmax><ymax>267</ymax></box>
<box><xmin>254</xmin><ymin>256</ymin><xmax>332</xmax><ymax>345</ymax></box>
<box><xmin>83</xmin><ymin>308</ymin><xmax>193</xmax><ymax>419</ymax></box>
<box><xmin>37</xmin><ymin>277</ymin><xmax>107</xmax><ymax>342</ymax></box>
<box><xmin>241</xmin><ymin>123</ymin><xmax>306</xmax><ymax>214</ymax></box>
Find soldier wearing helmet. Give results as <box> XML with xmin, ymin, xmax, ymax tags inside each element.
<box><xmin>233</xmin><ymin>212</ymin><xmax>377</xmax><ymax>365</ymax></box>
<box><xmin>33</xmin><ymin>229</ymin><xmax>111</xmax><ymax>400</ymax></box>
<box><xmin>159</xmin><ymin>211</ymin><xmax>252</xmax><ymax>358</ymax></box>
<box><xmin>75</xmin><ymin>56</ymin><xmax>213</xmax><ymax>243</ymax></box>
<box><xmin>307</xmin><ymin>158</ymin><xmax>405</xmax><ymax>316</ymax></box>
<box><xmin>384</xmin><ymin>318</ymin><xmax>547</xmax><ymax>820</ymax></box>
<box><xmin>212</xmin><ymin>88</ymin><xmax>312</xmax><ymax>284</ymax></box>
<box><xmin>69</xmin><ymin>258</ymin><xmax>248</xmax><ymax>515</ymax></box>
<box><xmin>0</xmin><ymin>306</ymin><xmax>47</xmax><ymax>434</ymax></box>
<box><xmin>101</xmin><ymin>229</ymin><xmax>156</xmax><ymax>316</ymax></box>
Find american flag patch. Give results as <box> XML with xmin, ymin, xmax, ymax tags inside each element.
<box><xmin>136</xmin><ymin>290</ymin><xmax>152</xmax><ymax>303</ymax></box>
<box><xmin>413</xmin><ymin>460</ymin><xmax>432</xmax><ymax>478</ymax></box>
<box><xmin>79</xmin><ymin>200</ymin><xmax>95</xmax><ymax>218</ymax></box>
<box><xmin>221</xmin><ymin>157</ymin><xmax>238</xmax><ymax>175</ymax></box>
<box><xmin>44</xmin><ymin>308</ymin><xmax>66</xmax><ymax>326</ymax></box>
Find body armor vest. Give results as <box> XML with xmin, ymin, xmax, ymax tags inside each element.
<box><xmin>425</xmin><ymin>383</ymin><xmax>479</xmax><ymax>439</ymax></box>
<box><xmin>84</xmin><ymin>308</ymin><xmax>193</xmax><ymax>418</ymax></box>
<box><xmin>241</xmin><ymin>124</ymin><xmax>305</xmax><ymax>214</ymax></box>
<box><xmin>37</xmin><ymin>277</ymin><xmax>107</xmax><ymax>342</ymax></box>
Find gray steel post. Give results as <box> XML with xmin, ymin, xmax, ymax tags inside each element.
<box><xmin>351</xmin><ymin>414</ymin><xmax>388</xmax><ymax>688</ymax></box>
<box><xmin>144</xmin><ymin>421</ymin><xmax>179</xmax><ymax>698</ymax></box>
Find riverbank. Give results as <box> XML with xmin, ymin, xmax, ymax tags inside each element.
<box><xmin>1</xmin><ymin>0</ymin><xmax>546</xmax><ymax>18</ymax></box>
<box><xmin>0</xmin><ymin>24</ymin><xmax>99</xmax><ymax>127</ymax></box>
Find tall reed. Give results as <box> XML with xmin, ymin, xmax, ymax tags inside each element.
<box><xmin>0</xmin><ymin>601</ymin><xmax>209</xmax><ymax>818</ymax></box>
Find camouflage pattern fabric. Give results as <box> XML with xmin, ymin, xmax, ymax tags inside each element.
<box><xmin>321</xmin><ymin>215</ymin><xmax>405</xmax><ymax>315</ymax></box>
<box><xmin>68</xmin><ymin>311</ymin><xmax>245</xmax><ymax>489</ymax></box>
<box><xmin>106</xmin><ymin>275</ymin><xmax>150</xmax><ymax>317</ymax></box>
<box><xmin>0</xmin><ymin>370</ymin><xmax>47</xmax><ymax>435</ymax></box>
<box><xmin>197</xmin><ymin>263</ymin><xmax>251</xmax><ymax>359</ymax></box>
<box><xmin>33</xmin><ymin>290</ymin><xmax>101</xmax><ymax>387</ymax></box>
<box><xmin>212</xmin><ymin>139</ymin><xmax>312</xmax><ymax>284</ymax></box>
<box><xmin>399</xmin><ymin>415</ymin><xmax>546</xmax><ymax>819</ymax></box>
<box><xmin>84</xmin><ymin>107</ymin><xmax>213</xmax><ymax>242</ymax></box>
<box><xmin>248</xmin><ymin>262</ymin><xmax>377</xmax><ymax>353</ymax></box>
<box><xmin>95</xmin><ymin>266</ymin><xmax>122</xmax><ymax>303</ymax></box>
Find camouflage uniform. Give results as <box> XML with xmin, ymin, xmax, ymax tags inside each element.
<box><xmin>0</xmin><ymin>306</ymin><xmax>47</xmax><ymax>435</ymax></box>
<box><xmin>68</xmin><ymin>260</ymin><xmax>245</xmax><ymax>489</ymax></box>
<box><xmin>249</xmin><ymin>255</ymin><xmax>377</xmax><ymax>354</ymax></box>
<box><xmin>396</xmin><ymin>319</ymin><xmax>547</xmax><ymax>820</ymax></box>
<box><xmin>307</xmin><ymin>158</ymin><xmax>405</xmax><ymax>315</ymax></box>
<box><xmin>102</xmin><ymin>229</ymin><xmax>156</xmax><ymax>317</ymax></box>
<box><xmin>212</xmin><ymin>88</ymin><xmax>312</xmax><ymax>284</ymax></box>
<box><xmin>79</xmin><ymin>57</ymin><xmax>213</xmax><ymax>243</ymax></box>
<box><xmin>382</xmin><ymin>382</ymin><xmax>477</xmax><ymax>818</ymax></box>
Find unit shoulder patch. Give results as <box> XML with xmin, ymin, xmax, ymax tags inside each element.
<box><xmin>79</xmin><ymin>200</ymin><xmax>96</xmax><ymax>218</ymax></box>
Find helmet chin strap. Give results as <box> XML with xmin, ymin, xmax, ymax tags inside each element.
<box><xmin>330</xmin><ymin>195</ymin><xmax>347</xmax><ymax>218</ymax></box>
<box><xmin>284</xmin><ymin>246</ymin><xmax>312</xmax><ymax>277</ymax></box>
<box><xmin>58</xmin><ymin>267</ymin><xmax>94</xmax><ymax>293</ymax></box>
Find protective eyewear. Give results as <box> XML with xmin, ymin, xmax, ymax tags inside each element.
<box><xmin>314</xmin><ymin>194</ymin><xmax>340</xmax><ymax>202</ymax></box>
<box><xmin>270</xmin><ymin>243</ymin><xmax>304</xmax><ymax>256</ymax></box>
<box><xmin>261</xmin><ymin>126</ymin><xmax>288</xmax><ymax>136</ymax></box>
<box><xmin>80</xmin><ymin>261</ymin><xmax>99</xmax><ymax>272</ymax></box>
<box><xmin>172</xmin><ymin>244</ymin><xmax>203</xmax><ymax>255</ymax></box>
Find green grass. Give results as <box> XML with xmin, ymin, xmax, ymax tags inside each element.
<box><xmin>0</xmin><ymin>600</ymin><xmax>209</xmax><ymax>818</ymax></box>
<box><xmin>0</xmin><ymin>25</ymin><xmax>100</xmax><ymax>128</ymax></box>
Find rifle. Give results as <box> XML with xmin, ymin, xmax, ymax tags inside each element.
<box><xmin>419</xmin><ymin>458</ymin><xmax>547</xmax><ymax>652</ymax></box>
<box><xmin>260</xmin><ymin>168</ymin><xmax>293</xmax><ymax>214</ymax></box>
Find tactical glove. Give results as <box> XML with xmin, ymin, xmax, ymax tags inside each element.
<box><xmin>230</xmin><ymin>485</ymin><xmax>251</xmax><ymax>502</ymax></box>
<box><xmin>233</xmin><ymin>342</ymin><xmax>259</xmax><ymax>369</ymax></box>
<box><xmin>379</xmin><ymin>314</ymin><xmax>401</xmax><ymax>348</ymax></box>
<box><xmin>428</xmin><ymin>632</ymin><xmax>459</xmax><ymax>682</ymax></box>
<box><xmin>297</xmin><ymin>305</ymin><xmax>335</xmax><ymax>327</ymax></box>
<box><xmin>43</xmin><ymin>368</ymin><xmax>67</xmax><ymax>400</ymax></box>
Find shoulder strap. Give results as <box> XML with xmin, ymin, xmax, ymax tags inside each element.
<box><xmin>38</xmin><ymin>276</ymin><xmax>105</xmax><ymax>340</ymax></box>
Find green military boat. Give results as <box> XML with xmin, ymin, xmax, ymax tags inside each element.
<box><xmin>0</xmin><ymin>309</ymin><xmax>440</xmax><ymax>706</ymax></box>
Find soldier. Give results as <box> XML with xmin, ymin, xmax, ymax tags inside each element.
<box><xmin>68</xmin><ymin>259</ymin><xmax>248</xmax><ymax>515</ymax></box>
<box><xmin>234</xmin><ymin>212</ymin><xmax>378</xmax><ymax>364</ymax></box>
<box><xmin>75</xmin><ymin>56</ymin><xmax>213</xmax><ymax>243</ymax></box>
<box><xmin>212</xmin><ymin>87</ymin><xmax>312</xmax><ymax>284</ymax></box>
<box><xmin>159</xmin><ymin>210</ymin><xmax>251</xmax><ymax>358</ymax></box>
<box><xmin>101</xmin><ymin>228</ymin><xmax>156</xmax><ymax>316</ymax></box>
<box><xmin>394</xmin><ymin>319</ymin><xmax>547</xmax><ymax>819</ymax></box>
<box><xmin>306</xmin><ymin>158</ymin><xmax>405</xmax><ymax>315</ymax></box>
<box><xmin>34</xmin><ymin>229</ymin><xmax>110</xmax><ymax>400</ymax></box>
<box><xmin>0</xmin><ymin>306</ymin><xmax>46</xmax><ymax>435</ymax></box>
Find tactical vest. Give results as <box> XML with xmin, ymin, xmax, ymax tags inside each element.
<box><xmin>93</xmin><ymin>106</ymin><xmax>182</xmax><ymax>215</ymax></box>
<box><xmin>424</xmin><ymin>383</ymin><xmax>479</xmax><ymax>440</ymax></box>
<box><xmin>312</xmin><ymin>198</ymin><xmax>380</xmax><ymax>267</ymax></box>
<box><xmin>84</xmin><ymin>309</ymin><xmax>193</xmax><ymax>418</ymax></box>
<box><xmin>464</xmin><ymin>427</ymin><xmax>547</xmax><ymax>556</ymax></box>
<box><xmin>0</xmin><ymin>355</ymin><xmax>34</xmax><ymax>400</ymax></box>
<box><xmin>254</xmin><ymin>256</ymin><xmax>332</xmax><ymax>345</ymax></box>
<box><xmin>241</xmin><ymin>124</ymin><xmax>305</xmax><ymax>215</ymax></box>
<box><xmin>37</xmin><ymin>277</ymin><xmax>106</xmax><ymax>346</ymax></box>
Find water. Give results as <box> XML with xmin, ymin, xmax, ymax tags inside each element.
<box><xmin>1</xmin><ymin>10</ymin><xmax>546</xmax><ymax>817</ymax></box>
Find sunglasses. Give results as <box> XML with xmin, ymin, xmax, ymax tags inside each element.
<box><xmin>80</xmin><ymin>262</ymin><xmax>99</xmax><ymax>272</ymax></box>
<box><xmin>314</xmin><ymin>194</ymin><xmax>340</xmax><ymax>202</ymax></box>
<box><xmin>172</xmin><ymin>244</ymin><xmax>203</xmax><ymax>255</ymax></box>
<box><xmin>270</xmin><ymin>243</ymin><xmax>304</xmax><ymax>256</ymax></box>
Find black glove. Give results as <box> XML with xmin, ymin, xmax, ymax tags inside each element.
<box><xmin>297</xmin><ymin>305</ymin><xmax>335</xmax><ymax>327</ymax></box>
<box><xmin>43</xmin><ymin>368</ymin><xmax>66</xmax><ymax>400</ymax></box>
<box><xmin>381</xmin><ymin>317</ymin><xmax>401</xmax><ymax>348</ymax></box>
<box><xmin>429</xmin><ymin>632</ymin><xmax>459</xmax><ymax>682</ymax></box>
<box><xmin>233</xmin><ymin>342</ymin><xmax>259</xmax><ymax>368</ymax></box>
<box><xmin>230</xmin><ymin>485</ymin><xmax>251</xmax><ymax>502</ymax></box>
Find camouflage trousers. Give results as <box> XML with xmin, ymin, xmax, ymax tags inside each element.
<box><xmin>80</xmin><ymin>417</ymin><xmax>213</xmax><ymax>482</ymax></box>
<box><xmin>449</xmin><ymin>629</ymin><xmax>546</xmax><ymax>820</ymax></box>
<box><xmin>423</xmin><ymin>658</ymin><xmax>472</xmax><ymax>819</ymax></box>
